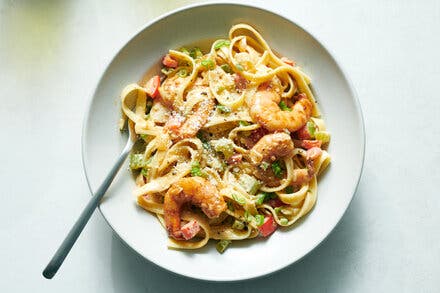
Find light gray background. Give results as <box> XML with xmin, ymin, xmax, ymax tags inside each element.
<box><xmin>1</xmin><ymin>0</ymin><xmax>439</xmax><ymax>292</ymax></box>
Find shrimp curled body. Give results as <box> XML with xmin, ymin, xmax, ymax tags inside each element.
<box><xmin>250</xmin><ymin>132</ymin><xmax>294</xmax><ymax>164</ymax></box>
<box><xmin>164</xmin><ymin>177</ymin><xmax>227</xmax><ymax>240</ymax></box>
<box><xmin>248</xmin><ymin>91</ymin><xmax>312</xmax><ymax>132</ymax></box>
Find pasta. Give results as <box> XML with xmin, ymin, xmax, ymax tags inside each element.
<box><xmin>120</xmin><ymin>24</ymin><xmax>331</xmax><ymax>252</ymax></box>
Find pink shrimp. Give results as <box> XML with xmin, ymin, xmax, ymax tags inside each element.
<box><xmin>164</xmin><ymin>177</ymin><xmax>227</xmax><ymax>240</ymax></box>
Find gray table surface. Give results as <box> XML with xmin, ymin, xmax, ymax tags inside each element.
<box><xmin>1</xmin><ymin>0</ymin><xmax>439</xmax><ymax>292</ymax></box>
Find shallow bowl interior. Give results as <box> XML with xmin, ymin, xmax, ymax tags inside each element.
<box><xmin>82</xmin><ymin>3</ymin><xmax>364</xmax><ymax>281</ymax></box>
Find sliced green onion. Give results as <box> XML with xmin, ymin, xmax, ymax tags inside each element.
<box><xmin>201</xmin><ymin>59</ymin><xmax>215</xmax><ymax>70</ymax></box>
<box><xmin>254</xmin><ymin>214</ymin><xmax>265</xmax><ymax>226</ymax></box>
<box><xmin>177</xmin><ymin>68</ymin><xmax>188</xmax><ymax>77</ymax></box>
<box><xmin>129</xmin><ymin>154</ymin><xmax>147</xmax><ymax>170</ymax></box>
<box><xmin>232</xmin><ymin>194</ymin><xmax>245</xmax><ymax>205</ymax></box>
<box><xmin>239</xmin><ymin>120</ymin><xmax>250</xmax><ymax>126</ymax></box>
<box><xmin>140</xmin><ymin>134</ymin><xmax>148</xmax><ymax>140</ymax></box>
<box><xmin>285</xmin><ymin>186</ymin><xmax>294</xmax><ymax>194</ymax></box>
<box><xmin>255</xmin><ymin>192</ymin><xmax>276</xmax><ymax>205</ymax></box>
<box><xmin>278</xmin><ymin>101</ymin><xmax>292</xmax><ymax>111</ymax></box>
<box><xmin>244</xmin><ymin>211</ymin><xmax>254</xmax><ymax>223</ymax></box>
<box><xmin>189</xmin><ymin>47</ymin><xmax>203</xmax><ymax>59</ymax></box>
<box><xmin>280</xmin><ymin>218</ymin><xmax>289</xmax><ymax>225</ymax></box>
<box><xmin>216</xmin><ymin>104</ymin><xmax>231</xmax><ymax>113</ymax></box>
<box><xmin>214</xmin><ymin>39</ymin><xmax>231</xmax><ymax>50</ymax></box>
<box><xmin>314</xmin><ymin>131</ymin><xmax>330</xmax><ymax>143</ymax></box>
<box><xmin>306</xmin><ymin>121</ymin><xmax>316</xmax><ymax>138</ymax></box>
<box><xmin>216</xmin><ymin>240</ymin><xmax>231</xmax><ymax>254</ymax></box>
<box><xmin>191</xmin><ymin>161</ymin><xmax>206</xmax><ymax>177</ymax></box>
<box><xmin>232</xmin><ymin>220</ymin><xmax>245</xmax><ymax>230</ymax></box>
<box><xmin>274</xmin><ymin>207</ymin><xmax>282</xmax><ymax>213</ymax></box>
<box><xmin>161</xmin><ymin>67</ymin><xmax>174</xmax><ymax>75</ymax></box>
<box><xmin>140</xmin><ymin>168</ymin><xmax>148</xmax><ymax>177</ymax></box>
<box><xmin>220</xmin><ymin>64</ymin><xmax>232</xmax><ymax>73</ymax></box>
<box><xmin>179</xmin><ymin>47</ymin><xmax>190</xmax><ymax>55</ymax></box>
<box><xmin>255</xmin><ymin>193</ymin><xmax>265</xmax><ymax>205</ymax></box>
<box><xmin>235</xmin><ymin>63</ymin><xmax>244</xmax><ymax>71</ymax></box>
<box><xmin>271</xmin><ymin>161</ymin><xmax>283</xmax><ymax>178</ymax></box>
<box><xmin>260</xmin><ymin>161</ymin><xmax>270</xmax><ymax>171</ymax></box>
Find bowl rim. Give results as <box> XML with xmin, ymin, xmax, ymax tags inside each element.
<box><xmin>81</xmin><ymin>1</ymin><xmax>366</xmax><ymax>282</ymax></box>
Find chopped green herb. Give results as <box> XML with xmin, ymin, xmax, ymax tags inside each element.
<box><xmin>260</xmin><ymin>161</ymin><xmax>270</xmax><ymax>171</ymax></box>
<box><xmin>190</xmin><ymin>161</ymin><xmax>206</xmax><ymax>177</ymax></box>
<box><xmin>140</xmin><ymin>168</ymin><xmax>148</xmax><ymax>177</ymax></box>
<box><xmin>232</xmin><ymin>220</ymin><xmax>245</xmax><ymax>230</ymax></box>
<box><xmin>201</xmin><ymin>59</ymin><xmax>215</xmax><ymax>70</ymax></box>
<box><xmin>189</xmin><ymin>47</ymin><xmax>203</xmax><ymax>59</ymax></box>
<box><xmin>220</xmin><ymin>64</ymin><xmax>232</xmax><ymax>73</ymax></box>
<box><xmin>239</xmin><ymin>120</ymin><xmax>250</xmax><ymax>126</ymax></box>
<box><xmin>214</xmin><ymin>39</ymin><xmax>231</xmax><ymax>50</ymax></box>
<box><xmin>254</xmin><ymin>214</ymin><xmax>265</xmax><ymax>226</ymax></box>
<box><xmin>315</xmin><ymin>131</ymin><xmax>330</xmax><ymax>143</ymax></box>
<box><xmin>279</xmin><ymin>101</ymin><xmax>292</xmax><ymax>111</ymax></box>
<box><xmin>280</xmin><ymin>218</ymin><xmax>289</xmax><ymax>225</ymax></box>
<box><xmin>235</xmin><ymin>63</ymin><xmax>244</xmax><ymax>71</ymax></box>
<box><xmin>217</xmin><ymin>104</ymin><xmax>231</xmax><ymax>114</ymax></box>
<box><xmin>271</xmin><ymin>161</ymin><xmax>283</xmax><ymax>178</ymax></box>
<box><xmin>216</xmin><ymin>240</ymin><xmax>231</xmax><ymax>254</ymax></box>
<box><xmin>232</xmin><ymin>194</ymin><xmax>245</xmax><ymax>205</ymax></box>
<box><xmin>306</xmin><ymin>121</ymin><xmax>316</xmax><ymax>138</ymax></box>
<box><xmin>177</xmin><ymin>68</ymin><xmax>188</xmax><ymax>77</ymax></box>
<box><xmin>274</xmin><ymin>207</ymin><xmax>282</xmax><ymax>213</ymax></box>
<box><xmin>140</xmin><ymin>134</ymin><xmax>148</xmax><ymax>140</ymax></box>
<box><xmin>285</xmin><ymin>186</ymin><xmax>294</xmax><ymax>194</ymax></box>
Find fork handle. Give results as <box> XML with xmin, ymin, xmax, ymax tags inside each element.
<box><xmin>42</xmin><ymin>142</ymin><xmax>132</xmax><ymax>279</ymax></box>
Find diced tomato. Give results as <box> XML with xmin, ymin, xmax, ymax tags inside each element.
<box><xmin>301</xmin><ymin>140</ymin><xmax>322</xmax><ymax>150</ymax></box>
<box><xmin>145</xmin><ymin>75</ymin><xmax>160</xmax><ymax>98</ymax></box>
<box><xmin>162</xmin><ymin>54</ymin><xmax>178</xmax><ymax>68</ymax></box>
<box><xmin>267</xmin><ymin>198</ymin><xmax>287</xmax><ymax>208</ymax></box>
<box><xmin>296</xmin><ymin>124</ymin><xmax>312</xmax><ymax>140</ymax></box>
<box><xmin>227</xmin><ymin>154</ymin><xmax>243</xmax><ymax>165</ymax></box>
<box><xmin>281</xmin><ymin>57</ymin><xmax>295</xmax><ymax>66</ymax></box>
<box><xmin>258</xmin><ymin>215</ymin><xmax>278</xmax><ymax>237</ymax></box>
<box><xmin>306</xmin><ymin>147</ymin><xmax>323</xmax><ymax>160</ymax></box>
<box><xmin>234</xmin><ymin>73</ymin><xmax>248</xmax><ymax>91</ymax></box>
<box><xmin>180</xmin><ymin>220</ymin><xmax>200</xmax><ymax>240</ymax></box>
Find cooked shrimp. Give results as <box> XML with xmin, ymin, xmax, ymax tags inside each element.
<box><xmin>164</xmin><ymin>177</ymin><xmax>227</xmax><ymax>240</ymax></box>
<box><xmin>174</xmin><ymin>98</ymin><xmax>215</xmax><ymax>140</ymax></box>
<box><xmin>248</xmin><ymin>90</ymin><xmax>312</xmax><ymax>132</ymax></box>
<box><xmin>249</xmin><ymin>132</ymin><xmax>294</xmax><ymax>164</ymax></box>
<box><xmin>291</xmin><ymin>147</ymin><xmax>323</xmax><ymax>185</ymax></box>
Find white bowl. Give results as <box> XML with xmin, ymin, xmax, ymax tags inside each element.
<box><xmin>82</xmin><ymin>3</ymin><xmax>365</xmax><ymax>281</ymax></box>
